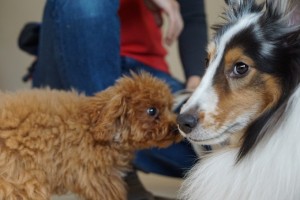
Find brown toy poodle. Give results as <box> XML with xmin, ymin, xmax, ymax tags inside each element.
<box><xmin>0</xmin><ymin>73</ymin><xmax>181</xmax><ymax>200</ymax></box>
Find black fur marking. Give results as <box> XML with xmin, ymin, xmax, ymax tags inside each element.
<box><xmin>238</xmin><ymin>26</ymin><xmax>300</xmax><ymax>160</ymax></box>
<box><xmin>238</xmin><ymin>10</ymin><xmax>300</xmax><ymax>161</ymax></box>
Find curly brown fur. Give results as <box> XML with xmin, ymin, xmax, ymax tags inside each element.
<box><xmin>0</xmin><ymin>73</ymin><xmax>181</xmax><ymax>200</ymax></box>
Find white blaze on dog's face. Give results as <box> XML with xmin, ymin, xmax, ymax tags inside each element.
<box><xmin>178</xmin><ymin>13</ymin><xmax>281</xmax><ymax>145</ymax></box>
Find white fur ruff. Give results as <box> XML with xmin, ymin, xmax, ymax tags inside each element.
<box><xmin>179</xmin><ymin>87</ymin><xmax>300</xmax><ymax>200</ymax></box>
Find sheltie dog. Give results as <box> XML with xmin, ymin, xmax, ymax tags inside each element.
<box><xmin>177</xmin><ymin>0</ymin><xmax>300</xmax><ymax>199</ymax></box>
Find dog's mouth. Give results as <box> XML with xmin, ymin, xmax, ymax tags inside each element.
<box><xmin>134</xmin><ymin>125</ymin><xmax>182</xmax><ymax>149</ymax></box>
<box><xmin>186</xmin><ymin>132</ymin><xmax>230</xmax><ymax>145</ymax></box>
<box><xmin>170</xmin><ymin>125</ymin><xmax>179</xmax><ymax>135</ymax></box>
<box><xmin>161</xmin><ymin>126</ymin><xmax>181</xmax><ymax>142</ymax></box>
<box><xmin>182</xmin><ymin>123</ymin><xmax>238</xmax><ymax>145</ymax></box>
<box><xmin>155</xmin><ymin>126</ymin><xmax>183</xmax><ymax>147</ymax></box>
<box><xmin>171</xmin><ymin>125</ymin><xmax>183</xmax><ymax>139</ymax></box>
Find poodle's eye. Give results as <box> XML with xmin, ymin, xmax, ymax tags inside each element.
<box><xmin>147</xmin><ymin>107</ymin><xmax>158</xmax><ymax>117</ymax></box>
<box><xmin>230</xmin><ymin>62</ymin><xmax>249</xmax><ymax>78</ymax></box>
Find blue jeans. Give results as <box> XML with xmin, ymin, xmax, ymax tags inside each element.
<box><xmin>33</xmin><ymin>0</ymin><xmax>197</xmax><ymax>178</ymax></box>
<box><xmin>33</xmin><ymin>0</ymin><xmax>121</xmax><ymax>95</ymax></box>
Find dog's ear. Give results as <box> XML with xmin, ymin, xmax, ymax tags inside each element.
<box><xmin>266</xmin><ymin>0</ymin><xmax>300</xmax><ymax>44</ymax></box>
<box><xmin>224</xmin><ymin>0</ymin><xmax>257</xmax><ymax>20</ymax></box>
<box><xmin>225</xmin><ymin>0</ymin><xmax>254</xmax><ymax>10</ymax></box>
<box><xmin>83</xmin><ymin>89</ymin><xmax>127</xmax><ymax>142</ymax></box>
<box><xmin>225</xmin><ymin>0</ymin><xmax>241</xmax><ymax>6</ymax></box>
<box><xmin>267</xmin><ymin>0</ymin><xmax>300</xmax><ymax>26</ymax></box>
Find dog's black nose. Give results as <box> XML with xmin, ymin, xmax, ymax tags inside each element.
<box><xmin>176</xmin><ymin>113</ymin><xmax>198</xmax><ymax>134</ymax></box>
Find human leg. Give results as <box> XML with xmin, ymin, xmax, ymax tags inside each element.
<box><xmin>33</xmin><ymin>0</ymin><xmax>121</xmax><ymax>95</ymax></box>
<box><xmin>121</xmin><ymin>57</ymin><xmax>184</xmax><ymax>92</ymax></box>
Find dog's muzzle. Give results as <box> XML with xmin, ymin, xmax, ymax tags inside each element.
<box><xmin>176</xmin><ymin>113</ymin><xmax>198</xmax><ymax>134</ymax></box>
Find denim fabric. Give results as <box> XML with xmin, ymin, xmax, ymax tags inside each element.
<box><xmin>134</xmin><ymin>140</ymin><xmax>198</xmax><ymax>178</ymax></box>
<box><xmin>33</xmin><ymin>0</ymin><xmax>197</xmax><ymax>178</ymax></box>
<box><xmin>33</xmin><ymin>0</ymin><xmax>121</xmax><ymax>95</ymax></box>
<box><xmin>121</xmin><ymin>57</ymin><xmax>184</xmax><ymax>93</ymax></box>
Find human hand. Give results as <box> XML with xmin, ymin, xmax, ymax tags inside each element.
<box><xmin>186</xmin><ymin>76</ymin><xmax>201</xmax><ymax>91</ymax></box>
<box><xmin>144</xmin><ymin>0</ymin><xmax>183</xmax><ymax>46</ymax></box>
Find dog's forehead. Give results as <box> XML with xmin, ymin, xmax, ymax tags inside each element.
<box><xmin>181</xmin><ymin>13</ymin><xmax>261</xmax><ymax>113</ymax></box>
<box><xmin>129</xmin><ymin>85</ymin><xmax>172</xmax><ymax>108</ymax></box>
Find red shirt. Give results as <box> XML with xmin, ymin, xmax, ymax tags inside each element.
<box><xmin>119</xmin><ymin>0</ymin><xmax>169</xmax><ymax>73</ymax></box>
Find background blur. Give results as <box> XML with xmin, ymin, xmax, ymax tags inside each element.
<box><xmin>0</xmin><ymin>0</ymin><xmax>225</xmax><ymax>91</ymax></box>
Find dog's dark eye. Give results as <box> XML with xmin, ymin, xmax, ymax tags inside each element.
<box><xmin>147</xmin><ymin>107</ymin><xmax>158</xmax><ymax>117</ymax></box>
<box><xmin>231</xmin><ymin>62</ymin><xmax>249</xmax><ymax>77</ymax></box>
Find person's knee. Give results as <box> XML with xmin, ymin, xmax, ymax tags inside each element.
<box><xmin>56</xmin><ymin>0</ymin><xmax>119</xmax><ymax>21</ymax></box>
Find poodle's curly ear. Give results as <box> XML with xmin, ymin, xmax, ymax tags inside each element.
<box><xmin>83</xmin><ymin>89</ymin><xmax>127</xmax><ymax>142</ymax></box>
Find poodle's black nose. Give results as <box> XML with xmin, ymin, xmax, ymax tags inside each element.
<box><xmin>176</xmin><ymin>113</ymin><xmax>198</xmax><ymax>134</ymax></box>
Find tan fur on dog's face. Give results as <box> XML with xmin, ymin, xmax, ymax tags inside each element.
<box><xmin>180</xmin><ymin>43</ymin><xmax>281</xmax><ymax>145</ymax></box>
<box><xmin>84</xmin><ymin>73</ymin><xmax>181</xmax><ymax>149</ymax></box>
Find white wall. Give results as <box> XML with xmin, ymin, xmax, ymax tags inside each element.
<box><xmin>0</xmin><ymin>0</ymin><xmax>44</xmax><ymax>91</ymax></box>
<box><xmin>0</xmin><ymin>0</ymin><xmax>225</xmax><ymax>91</ymax></box>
